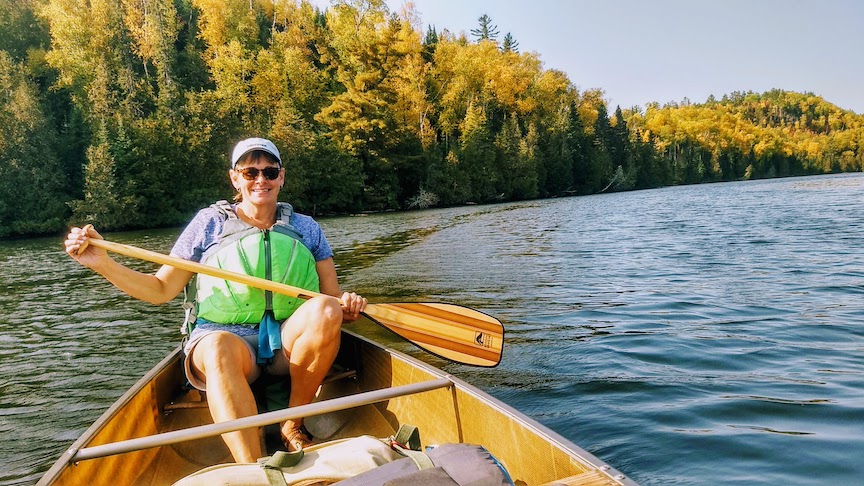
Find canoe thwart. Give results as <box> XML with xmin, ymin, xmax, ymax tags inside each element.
<box><xmin>70</xmin><ymin>378</ymin><xmax>452</xmax><ymax>463</ymax></box>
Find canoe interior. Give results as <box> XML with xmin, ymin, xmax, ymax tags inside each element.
<box><xmin>40</xmin><ymin>329</ymin><xmax>633</xmax><ymax>486</ymax></box>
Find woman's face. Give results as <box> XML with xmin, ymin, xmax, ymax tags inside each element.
<box><xmin>230</xmin><ymin>152</ymin><xmax>284</xmax><ymax>206</ymax></box>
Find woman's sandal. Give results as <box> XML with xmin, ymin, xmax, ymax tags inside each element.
<box><xmin>281</xmin><ymin>424</ymin><xmax>314</xmax><ymax>452</ymax></box>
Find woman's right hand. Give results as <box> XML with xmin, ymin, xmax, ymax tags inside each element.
<box><xmin>64</xmin><ymin>224</ymin><xmax>109</xmax><ymax>269</ymax></box>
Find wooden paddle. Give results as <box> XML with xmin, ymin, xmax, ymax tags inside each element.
<box><xmin>78</xmin><ymin>236</ymin><xmax>503</xmax><ymax>367</ymax></box>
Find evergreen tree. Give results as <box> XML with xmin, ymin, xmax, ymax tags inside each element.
<box><xmin>459</xmin><ymin>101</ymin><xmax>497</xmax><ymax>201</ymax></box>
<box><xmin>589</xmin><ymin>103</ymin><xmax>614</xmax><ymax>192</ymax></box>
<box><xmin>502</xmin><ymin>32</ymin><xmax>518</xmax><ymax>52</ymax></box>
<box><xmin>424</xmin><ymin>25</ymin><xmax>439</xmax><ymax>45</ymax></box>
<box><xmin>68</xmin><ymin>126</ymin><xmax>130</xmax><ymax>230</ymax></box>
<box><xmin>565</xmin><ymin>101</ymin><xmax>590</xmax><ymax>193</ymax></box>
<box><xmin>470</xmin><ymin>14</ymin><xmax>499</xmax><ymax>42</ymax></box>
<box><xmin>607</xmin><ymin>106</ymin><xmax>635</xmax><ymax>190</ymax></box>
<box><xmin>0</xmin><ymin>51</ymin><xmax>67</xmax><ymax>237</ymax></box>
<box><xmin>494</xmin><ymin>114</ymin><xmax>521</xmax><ymax>199</ymax></box>
<box><xmin>428</xmin><ymin>150</ymin><xmax>471</xmax><ymax>206</ymax></box>
<box><xmin>422</xmin><ymin>25</ymin><xmax>438</xmax><ymax>62</ymax></box>
<box><xmin>514</xmin><ymin>122</ymin><xmax>540</xmax><ymax>199</ymax></box>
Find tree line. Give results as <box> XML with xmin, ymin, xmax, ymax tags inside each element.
<box><xmin>1</xmin><ymin>0</ymin><xmax>862</xmax><ymax>239</ymax></box>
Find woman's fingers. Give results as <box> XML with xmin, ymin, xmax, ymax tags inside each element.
<box><xmin>64</xmin><ymin>225</ymin><xmax>107</xmax><ymax>265</ymax></box>
<box><xmin>64</xmin><ymin>226</ymin><xmax>87</xmax><ymax>257</ymax></box>
<box><xmin>340</xmin><ymin>291</ymin><xmax>368</xmax><ymax>316</ymax></box>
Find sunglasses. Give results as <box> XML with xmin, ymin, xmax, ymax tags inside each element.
<box><xmin>235</xmin><ymin>166</ymin><xmax>282</xmax><ymax>181</ymax></box>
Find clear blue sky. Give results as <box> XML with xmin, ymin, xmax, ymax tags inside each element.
<box><xmin>320</xmin><ymin>0</ymin><xmax>864</xmax><ymax>114</ymax></box>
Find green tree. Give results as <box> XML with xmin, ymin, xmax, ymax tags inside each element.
<box><xmin>565</xmin><ymin>101</ymin><xmax>590</xmax><ymax>193</ymax></box>
<box><xmin>459</xmin><ymin>101</ymin><xmax>497</xmax><ymax>201</ymax></box>
<box><xmin>284</xmin><ymin>136</ymin><xmax>364</xmax><ymax>215</ymax></box>
<box><xmin>428</xmin><ymin>150</ymin><xmax>471</xmax><ymax>206</ymax></box>
<box><xmin>607</xmin><ymin>106</ymin><xmax>635</xmax><ymax>190</ymax></box>
<box><xmin>470</xmin><ymin>14</ymin><xmax>498</xmax><ymax>42</ymax></box>
<box><xmin>589</xmin><ymin>102</ymin><xmax>614</xmax><ymax>192</ymax></box>
<box><xmin>67</xmin><ymin>126</ymin><xmax>131</xmax><ymax>229</ymax></box>
<box><xmin>502</xmin><ymin>32</ymin><xmax>518</xmax><ymax>53</ymax></box>
<box><xmin>494</xmin><ymin>114</ymin><xmax>521</xmax><ymax>199</ymax></box>
<box><xmin>0</xmin><ymin>0</ymin><xmax>51</xmax><ymax>61</ymax></box>
<box><xmin>0</xmin><ymin>51</ymin><xmax>67</xmax><ymax>237</ymax></box>
<box><xmin>422</xmin><ymin>25</ymin><xmax>438</xmax><ymax>62</ymax></box>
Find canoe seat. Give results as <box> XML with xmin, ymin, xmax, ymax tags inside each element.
<box><xmin>162</xmin><ymin>369</ymin><xmax>358</xmax><ymax>412</ymax></box>
<box><xmin>164</xmin><ymin>389</ymin><xmax>207</xmax><ymax>411</ymax></box>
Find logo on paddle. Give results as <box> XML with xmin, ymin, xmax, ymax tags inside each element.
<box><xmin>475</xmin><ymin>332</ymin><xmax>493</xmax><ymax>348</ymax></box>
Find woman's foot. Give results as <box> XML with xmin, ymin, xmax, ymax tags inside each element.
<box><xmin>281</xmin><ymin>424</ymin><xmax>313</xmax><ymax>452</ymax></box>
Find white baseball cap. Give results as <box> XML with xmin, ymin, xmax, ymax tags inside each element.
<box><xmin>231</xmin><ymin>137</ymin><xmax>281</xmax><ymax>168</ymax></box>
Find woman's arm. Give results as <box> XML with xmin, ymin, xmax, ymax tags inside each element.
<box><xmin>65</xmin><ymin>226</ymin><xmax>194</xmax><ymax>304</ymax></box>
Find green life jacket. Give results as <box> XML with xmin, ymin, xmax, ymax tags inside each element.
<box><xmin>194</xmin><ymin>201</ymin><xmax>320</xmax><ymax>325</ymax></box>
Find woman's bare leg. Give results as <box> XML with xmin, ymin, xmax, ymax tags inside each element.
<box><xmin>189</xmin><ymin>332</ymin><xmax>261</xmax><ymax>462</ymax></box>
<box><xmin>278</xmin><ymin>295</ymin><xmax>342</xmax><ymax>435</ymax></box>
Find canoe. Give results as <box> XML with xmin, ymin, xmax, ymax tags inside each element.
<box><xmin>37</xmin><ymin>328</ymin><xmax>635</xmax><ymax>485</ymax></box>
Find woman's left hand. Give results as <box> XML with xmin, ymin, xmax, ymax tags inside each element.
<box><xmin>340</xmin><ymin>292</ymin><xmax>368</xmax><ymax>322</ymax></box>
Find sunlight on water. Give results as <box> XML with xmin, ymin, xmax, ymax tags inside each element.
<box><xmin>2</xmin><ymin>173</ymin><xmax>863</xmax><ymax>485</ymax></box>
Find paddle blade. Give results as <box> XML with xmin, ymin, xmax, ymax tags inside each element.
<box><xmin>362</xmin><ymin>303</ymin><xmax>504</xmax><ymax>367</ymax></box>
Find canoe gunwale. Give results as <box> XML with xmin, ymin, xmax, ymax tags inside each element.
<box><xmin>36</xmin><ymin>347</ymin><xmax>183</xmax><ymax>486</ymax></box>
<box><xmin>342</xmin><ymin>329</ymin><xmax>638</xmax><ymax>485</ymax></box>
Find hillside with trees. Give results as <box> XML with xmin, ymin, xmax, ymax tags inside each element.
<box><xmin>626</xmin><ymin>90</ymin><xmax>864</xmax><ymax>186</ymax></box>
<box><xmin>1</xmin><ymin>0</ymin><xmax>862</xmax><ymax>238</ymax></box>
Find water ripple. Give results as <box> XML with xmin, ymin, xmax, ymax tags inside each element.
<box><xmin>3</xmin><ymin>174</ymin><xmax>864</xmax><ymax>485</ymax></box>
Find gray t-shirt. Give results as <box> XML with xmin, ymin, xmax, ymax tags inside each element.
<box><xmin>170</xmin><ymin>203</ymin><xmax>333</xmax><ymax>263</ymax></box>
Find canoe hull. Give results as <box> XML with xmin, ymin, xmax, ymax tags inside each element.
<box><xmin>38</xmin><ymin>329</ymin><xmax>634</xmax><ymax>485</ymax></box>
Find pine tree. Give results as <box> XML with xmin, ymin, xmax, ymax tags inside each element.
<box><xmin>502</xmin><ymin>32</ymin><xmax>518</xmax><ymax>52</ymax></box>
<box><xmin>566</xmin><ymin>101</ymin><xmax>589</xmax><ymax>192</ymax></box>
<box><xmin>423</xmin><ymin>25</ymin><xmax>439</xmax><ymax>46</ymax></box>
<box><xmin>590</xmin><ymin>103</ymin><xmax>614</xmax><ymax>192</ymax></box>
<box><xmin>470</xmin><ymin>14</ymin><xmax>499</xmax><ymax>42</ymax></box>
<box><xmin>0</xmin><ymin>51</ymin><xmax>67</xmax><ymax>237</ymax></box>
<box><xmin>422</xmin><ymin>25</ymin><xmax>438</xmax><ymax>62</ymax></box>
<box><xmin>609</xmin><ymin>106</ymin><xmax>634</xmax><ymax>189</ymax></box>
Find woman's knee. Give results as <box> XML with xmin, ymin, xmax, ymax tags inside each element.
<box><xmin>307</xmin><ymin>295</ymin><xmax>343</xmax><ymax>327</ymax></box>
<box><xmin>285</xmin><ymin>296</ymin><xmax>342</xmax><ymax>341</ymax></box>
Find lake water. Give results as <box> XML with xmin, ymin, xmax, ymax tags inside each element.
<box><xmin>1</xmin><ymin>173</ymin><xmax>863</xmax><ymax>485</ymax></box>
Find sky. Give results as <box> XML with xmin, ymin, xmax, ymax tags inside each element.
<box><xmin>318</xmin><ymin>0</ymin><xmax>864</xmax><ymax>114</ymax></box>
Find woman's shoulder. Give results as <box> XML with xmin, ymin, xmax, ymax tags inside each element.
<box><xmin>289</xmin><ymin>212</ymin><xmax>332</xmax><ymax>259</ymax></box>
<box><xmin>171</xmin><ymin>204</ymin><xmax>229</xmax><ymax>262</ymax></box>
<box><xmin>290</xmin><ymin>211</ymin><xmax>317</xmax><ymax>225</ymax></box>
<box><xmin>290</xmin><ymin>212</ymin><xmax>323</xmax><ymax>236</ymax></box>
<box><xmin>183</xmin><ymin>206</ymin><xmax>227</xmax><ymax>233</ymax></box>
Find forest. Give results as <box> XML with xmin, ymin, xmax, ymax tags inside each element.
<box><xmin>1</xmin><ymin>0</ymin><xmax>863</xmax><ymax>238</ymax></box>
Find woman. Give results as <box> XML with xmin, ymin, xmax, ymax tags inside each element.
<box><xmin>65</xmin><ymin>137</ymin><xmax>367</xmax><ymax>463</ymax></box>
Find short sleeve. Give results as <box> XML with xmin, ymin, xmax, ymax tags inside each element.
<box><xmin>292</xmin><ymin>213</ymin><xmax>334</xmax><ymax>261</ymax></box>
<box><xmin>170</xmin><ymin>207</ymin><xmax>226</xmax><ymax>262</ymax></box>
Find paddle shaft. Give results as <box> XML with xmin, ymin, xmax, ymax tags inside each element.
<box><xmin>79</xmin><ymin>237</ymin><xmax>504</xmax><ymax>366</ymax></box>
<box><xmin>84</xmin><ymin>238</ymin><xmax>326</xmax><ymax>302</ymax></box>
